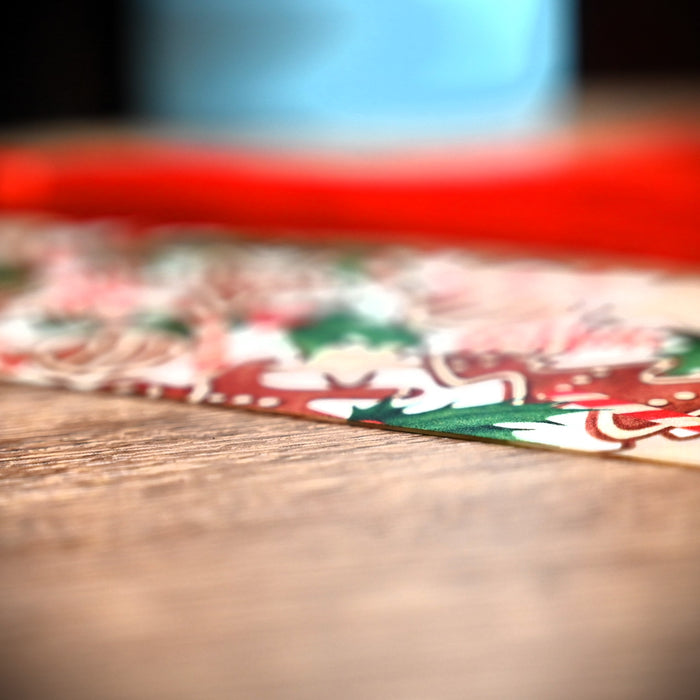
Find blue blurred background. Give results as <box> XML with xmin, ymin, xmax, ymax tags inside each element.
<box><xmin>1</xmin><ymin>1</ymin><xmax>697</xmax><ymax>134</ymax></box>
<box><xmin>131</xmin><ymin>0</ymin><xmax>574</xmax><ymax>137</ymax></box>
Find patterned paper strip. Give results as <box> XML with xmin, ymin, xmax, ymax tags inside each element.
<box><xmin>1</xmin><ymin>217</ymin><xmax>700</xmax><ymax>467</ymax></box>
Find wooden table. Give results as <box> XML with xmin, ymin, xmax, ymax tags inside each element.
<box><xmin>2</xmin><ymin>382</ymin><xmax>700</xmax><ymax>699</ymax></box>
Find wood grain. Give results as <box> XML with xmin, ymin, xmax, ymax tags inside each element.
<box><xmin>2</xmin><ymin>382</ymin><xmax>700</xmax><ymax>699</ymax></box>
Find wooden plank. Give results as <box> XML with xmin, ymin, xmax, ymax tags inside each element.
<box><xmin>2</xmin><ymin>383</ymin><xmax>700</xmax><ymax>699</ymax></box>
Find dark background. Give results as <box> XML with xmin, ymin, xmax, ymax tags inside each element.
<box><xmin>0</xmin><ymin>0</ymin><xmax>697</xmax><ymax>127</ymax></box>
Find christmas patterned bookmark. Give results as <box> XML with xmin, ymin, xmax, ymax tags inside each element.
<box><xmin>1</xmin><ymin>217</ymin><xmax>699</xmax><ymax>467</ymax></box>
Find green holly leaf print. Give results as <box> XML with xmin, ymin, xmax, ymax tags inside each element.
<box><xmin>290</xmin><ymin>312</ymin><xmax>419</xmax><ymax>358</ymax></box>
<box><xmin>0</xmin><ymin>264</ymin><xmax>29</xmax><ymax>289</ymax></box>
<box><xmin>37</xmin><ymin>317</ymin><xmax>98</xmax><ymax>335</ymax></box>
<box><xmin>134</xmin><ymin>313</ymin><xmax>192</xmax><ymax>337</ymax></box>
<box><xmin>663</xmin><ymin>333</ymin><xmax>700</xmax><ymax>376</ymax></box>
<box><xmin>335</xmin><ymin>252</ymin><xmax>365</xmax><ymax>277</ymax></box>
<box><xmin>350</xmin><ymin>399</ymin><xmax>584</xmax><ymax>442</ymax></box>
